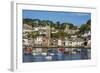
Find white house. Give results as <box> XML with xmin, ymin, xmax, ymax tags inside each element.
<box><xmin>34</xmin><ymin>36</ymin><xmax>42</xmax><ymax>45</ymax></box>
<box><xmin>58</xmin><ymin>39</ymin><xmax>62</xmax><ymax>46</ymax></box>
<box><xmin>34</xmin><ymin>27</ymin><xmax>39</xmax><ymax>31</ymax></box>
<box><xmin>71</xmin><ymin>35</ymin><xmax>77</xmax><ymax>38</ymax></box>
<box><xmin>87</xmin><ymin>40</ymin><xmax>91</xmax><ymax>47</ymax></box>
<box><xmin>65</xmin><ymin>38</ymin><xmax>84</xmax><ymax>47</ymax></box>
<box><xmin>23</xmin><ymin>39</ymin><xmax>29</xmax><ymax>45</ymax></box>
<box><xmin>82</xmin><ymin>31</ymin><xmax>91</xmax><ymax>37</ymax></box>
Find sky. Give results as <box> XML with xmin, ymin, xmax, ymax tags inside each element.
<box><xmin>23</xmin><ymin>10</ymin><xmax>91</xmax><ymax>26</ymax></box>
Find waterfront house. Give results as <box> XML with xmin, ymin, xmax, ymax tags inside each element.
<box><xmin>34</xmin><ymin>36</ymin><xmax>42</xmax><ymax>46</ymax></box>
<box><xmin>87</xmin><ymin>40</ymin><xmax>91</xmax><ymax>47</ymax></box>
<box><xmin>42</xmin><ymin>36</ymin><xmax>49</xmax><ymax>47</ymax></box>
<box><xmin>50</xmin><ymin>38</ymin><xmax>58</xmax><ymax>46</ymax></box>
<box><xmin>23</xmin><ymin>38</ymin><xmax>34</xmax><ymax>46</ymax></box>
<box><xmin>58</xmin><ymin>39</ymin><xmax>62</xmax><ymax>46</ymax></box>
<box><xmin>65</xmin><ymin>38</ymin><xmax>84</xmax><ymax>47</ymax></box>
<box><xmin>57</xmin><ymin>38</ymin><xmax>65</xmax><ymax>46</ymax></box>
<box><xmin>23</xmin><ymin>39</ymin><xmax>29</xmax><ymax>46</ymax></box>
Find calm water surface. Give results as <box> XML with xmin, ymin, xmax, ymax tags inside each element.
<box><xmin>23</xmin><ymin>48</ymin><xmax>91</xmax><ymax>62</ymax></box>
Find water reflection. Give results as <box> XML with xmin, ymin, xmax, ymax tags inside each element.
<box><xmin>23</xmin><ymin>48</ymin><xmax>91</xmax><ymax>62</ymax></box>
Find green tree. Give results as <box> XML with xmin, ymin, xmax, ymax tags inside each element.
<box><xmin>79</xmin><ymin>19</ymin><xmax>91</xmax><ymax>34</ymax></box>
<box><xmin>87</xmin><ymin>19</ymin><xmax>91</xmax><ymax>25</ymax></box>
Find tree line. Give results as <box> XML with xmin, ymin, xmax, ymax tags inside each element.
<box><xmin>23</xmin><ymin>18</ymin><xmax>91</xmax><ymax>39</ymax></box>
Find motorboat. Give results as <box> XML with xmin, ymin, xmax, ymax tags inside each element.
<box><xmin>45</xmin><ymin>56</ymin><xmax>52</xmax><ymax>61</ymax></box>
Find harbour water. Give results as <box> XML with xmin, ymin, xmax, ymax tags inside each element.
<box><xmin>23</xmin><ymin>48</ymin><xmax>91</xmax><ymax>62</ymax></box>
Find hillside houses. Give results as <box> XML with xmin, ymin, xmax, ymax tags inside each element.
<box><xmin>65</xmin><ymin>37</ymin><xmax>84</xmax><ymax>47</ymax></box>
<box><xmin>23</xmin><ymin>23</ymin><xmax>89</xmax><ymax>47</ymax></box>
<box><xmin>50</xmin><ymin>37</ymin><xmax>84</xmax><ymax>47</ymax></box>
<box><xmin>82</xmin><ymin>31</ymin><xmax>91</xmax><ymax>38</ymax></box>
<box><xmin>64</xmin><ymin>24</ymin><xmax>79</xmax><ymax>34</ymax></box>
<box><xmin>23</xmin><ymin>23</ymin><xmax>50</xmax><ymax>47</ymax></box>
<box><xmin>23</xmin><ymin>19</ymin><xmax>91</xmax><ymax>48</ymax></box>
